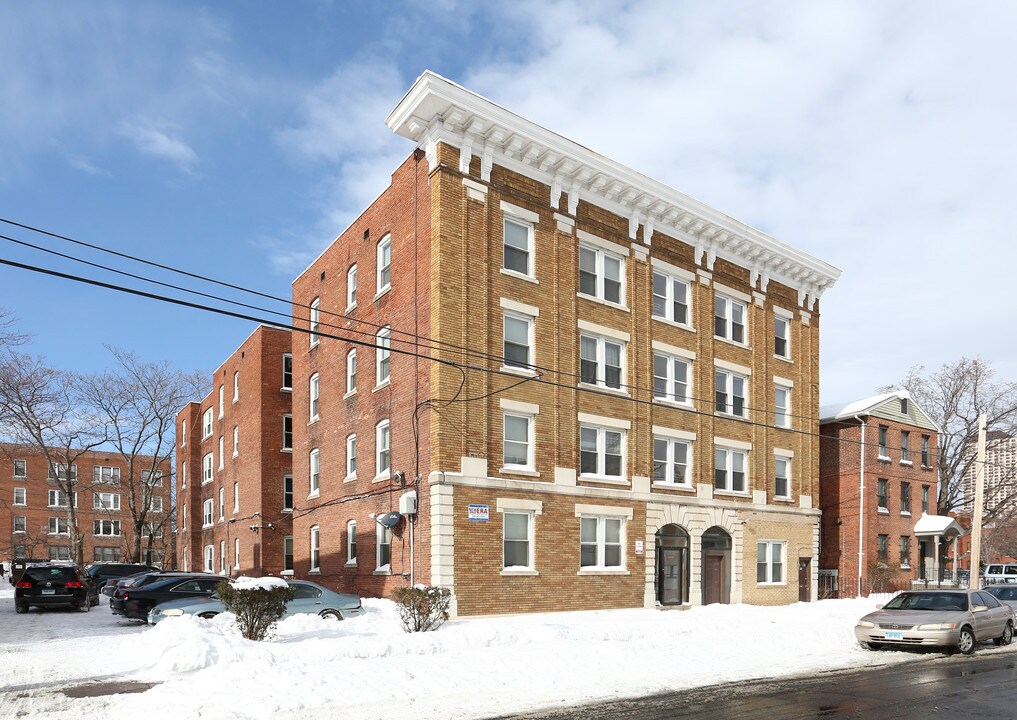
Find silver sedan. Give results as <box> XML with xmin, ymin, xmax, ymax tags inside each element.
<box><xmin>855</xmin><ymin>589</ymin><xmax>1014</xmax><ymax>654</ymax></box>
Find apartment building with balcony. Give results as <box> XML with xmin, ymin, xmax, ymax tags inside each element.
<box><xmin>1</xmin><ymin>447</ymin><xmax>172</xmax><ymax>566</ymax></box>
<box><xmin>283</xmin><ymin>71</ymin><xmax>840</xmax><ymax>616</ymax></box>
<box><xmin>176</xmin><ymin>326</ymin><xmax>292</xmax><ymax>577</ymax></box>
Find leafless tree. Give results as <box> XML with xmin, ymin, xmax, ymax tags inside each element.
<box><xmin>885</xmin><ymin>357</ymin><xmax>1017</xmax><ymax>528</ymax></box>
<box><xmin>0</xmin><ymin>307</ymin><xmax>29</xmax><ymax>348</ymax></box>
<box><xmin>77</xmin><ymin>347</ymin><xmax>206</xmax><ymax>564</ymax></box>
<box><xmin>0</xmin><ymin>353</ymin><xmax>108</xmax><ymax>566</ymax></box>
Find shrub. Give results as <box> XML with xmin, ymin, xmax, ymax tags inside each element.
<box><xmin>217</xmin><ymin>578</ymin><xmax>295</xmax><ymax>641</ymax></box>
<box><xmin>391</xmin><ymin>585</ymin><xmax>451</xmax><ymax>633</ymax></box>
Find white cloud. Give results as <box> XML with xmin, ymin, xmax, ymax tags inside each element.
<box><xmin>68</xmin><ymin>155</ymin><xmax>112</xmax><ymax>178</ymax></box>
<box><xmin>118</xmin><ymin>120</ymin><xmax>199</xmax><ymax>172</ymax></box>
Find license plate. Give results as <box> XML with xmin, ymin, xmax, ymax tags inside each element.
<box><xmin>41</xmin><ymin>589</ymin><xmax>56</xmax><ymax>595</ymax></box>
<box><xmin>883</xmin><ymin>630</ymin><xmax>904</xmax><ymax>640</ymax></box>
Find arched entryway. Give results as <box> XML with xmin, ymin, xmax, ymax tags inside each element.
<box><xmin>702</xmin><ymin>527</ymin><xmax>731</xmax><ymax>604</ymax></box>
<box><xmin>656</xmin><ymin>524</ymin><xmax>690</xmax><ymax>606</ymax></box>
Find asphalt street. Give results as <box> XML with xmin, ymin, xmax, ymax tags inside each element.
<box><xmin>494</xmin><ymin>644</ymin><xmax>1017</xmax><ymax>720</ymax></box>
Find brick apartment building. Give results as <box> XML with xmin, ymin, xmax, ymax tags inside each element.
<box><xmin>962</xmin><ymin>431</ymin><xmax>1017</xmax><ymax>516</ymax></box>
<box><xmin>819</xmin><ymin>391</ymin><xmax>944</xmax><ymax>597</ymax></box>
<box><xmin>1</xmin><ymin>447</ymin><xmax>172</xmax><ymax>566</ymax></box>
<box><xmin>176</xmin><ymin>326</ymin><xmax>292</xmax><ymax>577</ymax></box>
<box><xmin>279</xmin><ymin>71</ymin><xmax>841</xmax><ymax>616</ymax></box>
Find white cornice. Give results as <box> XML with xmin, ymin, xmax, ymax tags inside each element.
<box><xmin>386</xmin><ymin>71</ymin><xmax>841</xmax><ymax>308</ymax></box>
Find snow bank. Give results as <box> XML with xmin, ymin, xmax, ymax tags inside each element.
<box><xmin>230</xmin><ymin>576</ymin><xmax>288</xmax><ymax>591</ymax></box>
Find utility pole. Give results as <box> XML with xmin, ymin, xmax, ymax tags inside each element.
<box><xmin>970</xmin><ymin>414</ymin><xmax>987</xmax><ymax>586</ymax></box>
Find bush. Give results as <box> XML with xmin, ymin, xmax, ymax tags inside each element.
<box><xmin>217</xmin><ymin>578</ymin><xmax>295</xmax><ymax>641</ymax></box>
<box><xmin>391</xmin><ymin>585</ymin><xmax>451</xmax><ymax>633</ymax></box>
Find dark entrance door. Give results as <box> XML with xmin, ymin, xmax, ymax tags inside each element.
<box><xmin>656</xmin><ymin>524</ymin><xmax>690</xmax><ymax>606</ymax></box>
<box><xmin>704</xmin><ymin>555</ymin><xmax>725</xmax><ymax>604</ymax></box>
<box><xmin>798</xmin><ymin>557</ymin><xmax>811</xmax><ymax>602</ymax></box>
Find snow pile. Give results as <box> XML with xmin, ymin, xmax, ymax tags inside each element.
<box><xmin>1</xmin><ymin>594</ymin><xmax>919</xmax><ymax>720</ymax></box>
<box><xmin>230</xmin><ymin>576</ymin><xmax>288</xmax><ymax>591</ymax></box>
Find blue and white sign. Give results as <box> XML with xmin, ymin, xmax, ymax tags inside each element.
<box><xmin>467</xmin><ymin>504</ymin><xmax>489</xmax><ymax>522</ymax></box>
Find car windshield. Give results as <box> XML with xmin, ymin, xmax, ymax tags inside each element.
<box><xmin>883</xmin><ymin>592</ymin><xmax>968</xmax><ymax>611</ymax></box>
<box><xmin>986</xmin><ymin>586</ymin><xmax>1017</xmax><ymax>602</ymax></box>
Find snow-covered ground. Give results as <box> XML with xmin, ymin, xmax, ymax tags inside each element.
<box><xmin>0</xmin><ymin>582</ymin><xmax>918</xmax><ymax>719</ymax></box>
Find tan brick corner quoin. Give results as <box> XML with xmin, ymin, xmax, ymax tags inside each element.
<box><xmin>189</xmin><ymin>70</ymin><xmax>840</xmax><ymax>617</ymax></box>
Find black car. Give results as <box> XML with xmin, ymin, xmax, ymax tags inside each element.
<box><xmin>117</xmin><ymin>574</ymin><xmax>225</xmax><ymax>620</ymax></box>
<box><xmin>15</xmin><ymin>564</ymin><xmax>98</xmax><ymax>613</ymax></box>
<box><xmin>86</xmin><ymin>563</ymin><xmax>158</xmax><ymax>594</ymax></box>
<box><xmin>109</xmin><ymin>571</ymin><xmax>196</xmax><ymax>611</ymax></box>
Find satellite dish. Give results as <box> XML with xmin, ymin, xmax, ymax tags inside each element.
<box><xmin>376</xmin><ymin>511</ymin><xmax>402</xmax><ymax>528</ymax></box>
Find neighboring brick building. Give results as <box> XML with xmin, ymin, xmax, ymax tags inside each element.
<box><xmin>176</xmin><ymin>326</ymin><xmax>292</xmax><ymax>577</ymax></box>
<box><xmin>283</xmin><ymin>71</ymin><xmax>841</xmax><ymax>616</ymax></box>
<box><xmin>819</xmin><ymin>391</ymin><xmax>943</xmax><ymax>597</ymax></box>
<box><xmin>0</xmin><ymin>447</ymin><xmax>172</xmax><ymax>566</ymax></box>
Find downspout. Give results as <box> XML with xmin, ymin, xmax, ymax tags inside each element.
<box><xmin>854</xmin><ymin>415</ymin><xmax>866</xmax><ymax>597</ymax></box>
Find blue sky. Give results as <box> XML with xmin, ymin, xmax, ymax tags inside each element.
<box><xmin>1</xmin><ymin>1</ymin><xmax>1015</xmax><ymax>405</ymax></box>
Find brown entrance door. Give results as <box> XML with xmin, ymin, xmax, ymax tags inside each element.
<box><xmin>798</xmin><ymin>557</ymin><xmax>811</xmax><ymax>602</ymax></box>
<box><xmin>704</xmin><ymin>555</ymin><xmax>725</xmax><ymax>604</ymax></box>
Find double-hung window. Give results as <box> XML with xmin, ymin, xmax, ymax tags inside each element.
<box><xmin>877</xmin><ymin>534</ymin><xmax>889</xmax><ymax>562</ymax></box>
<box><xmin>653</xmin><ymin>436</ymin><xmax>691</xmax><ymax>486</ymax></box>
<box><xmin>283</xmin><ymin>475</ymin><xmax>293</xmax><ymax>512</ymax></box>
<box><xmin>218</xmin><ymin>385</ymin><xmax>224</xmax><ymax>418</ymax></box>
<box><xmin>346</xmin><ymin>265</ymin><xmax>358</xmax><ymax>310</ymax></box>
<box><xmin>149</xmin><ymin>496</ymin><xmax>163</xmax><ymax>513</ymax></box>
<box><xmin>503</xmin><ymin>413</ymin><xmax>534</xmax><ymax>471</ymax></box>
<box><xmin>652</xmin><ymin>271</ymin><xmax>690</xmax><ymax>326</ymax></box>
<box><xmin>309</xmin><ymin>373</ymin><xmax>320</xmax><ymax>421</ymax></box>
<box><xmin>774</xmin><ymin>315</ymin><xmax>790</xmax><ymax>358</ymax></box>
<box><xmin>48</xmin><ymin>489</ymin><xmax>75</xmax><ymax>508</ymax></box>
<box><xmin>756</xmin><ymin>541</ymin><xmax>785</xmax><ymax>584</ymax></box>
<box><xmin>202</xmin><ymin>453</ymin><xmax>213</xmax><ymax>484</ymax></box>
<box><xmin>347</xmin><ymin>520</ymin><xmax>357</xmax><ymax>564</ymax></box>
<box><xmin>900</xmin><ymin>482</ymin><xmax>912</xmax><ymax>515</ymax></box>
<box><xmin>376</xmin><ymin>327</ymin><xmax>391</xmax><ymax>386</ymax></box>
<box><xmin>774</xmin><ymin>385</ymin><xmax>791</xmax><ymax>428</ymax></box>
<box><xmin>93</xmin><ymin>492</ymin><xmax>120</xmax><ymax>511</ymax></box>
<box><xmin>346</xmin><ymin>434</ymin><xmax>357</xmax><ymax>478</ymax></box>
<box><xmin>309</xmin><ymin>448</ymin><xmax>320</xmax><ymax>496</ymax></box>
<box><xmin>901</xmin><ymin>431</ymin><xmax>911</xmax><ymax>464</ymax></box>
<box><xmin>579</xmin><ymin>244</ymin><xmax>624</xmax><ymax>304</ymax></box>
<box><xmin>93</xmin><ymin>519</ymin><xmax>121</xmax><ymax>537</ymax></box>
<box><xmin>503</xmin><ymin>511</ymin><xmax>533</xmax><ymax>569</ymax></box>
<box><xmin>309</xmin><ymin>298</ymin><xmax>320</xmax><ymax>348</ymax></box>
<box><xmin>714</xmin><ymin>294</ymin><xmax>747</xmax><ymax>344</ymax></box>
<box><xmin>922</xmin><ymin>485</ymin><xmax>930</xmax><ymax>514</ymax></box>
<box><xmin>579</xmin><ymin>333</ymin><xmax>624</xmax><ymax>390</ymax></box>
<box><xmin>218</xmin><ymin>436</ymin><xmax>225</xmax><ymax>470</ymax></box>
<box><xmin>93</xmin><ymin>466</ymin><xmax>121</xmax><ymax>484</ymax></box>
<box><xmin>653</xmin><ymin>352</ymin><xmax>690</xmax><ymax>405</ymax></box>
<box><xmin>282</xmin><ymin>354</ymin><xmax>293</xmax><ymax>390</ymax></box>
<box><xmin>233</xmin><ymin>371</ymin><xmax>240</xmax><ymax>402</ymax></box>
<box><xmin>233</xmin><ymin>425</ymin><xmax>239</xmax><ymax>457</ymax></box>
<box><xmin>346</xmin><ymin>349</ymin><xmax>357</xmax><ymax>393</ymax></box>
<box><xmin>775</xmin><ymin>456</ymin><xmax>791</xmax><ymax>498</ymax></box>
<box><xmin>13</xmin><ymin>487</ymin><xmax>26</xmax><ymax>506</ymax></box>
<box><xmin>310</xmin><ymin>526</ymin><xmax>320</xmax><ymax>572</ymax></box>
<box><xmin>49</xmin><ymin>517</ymin><xmax>69</xmax><ymax>535</ymax></box>
<box><xmin>218</xmin><ymin>488</ymin><xmax>225</xmax><ymax>520</ymax></box>
<box><xmin>715</xmin><ymin>369</ymin><xmax>748</xmax><ymax>417</ymax></box>
<box><xmin>375</xmin><ymin>420</ymin><xmax>391</xmax><ymax>478</ymax></box>
<box><xmin>878</xmin><ymin>425</ymin><xmax>889</xmax><ymax>458</ymax></box>
<box><xmin>283</xmin><ymin>536</ymin><xmax>294</xmax><ymax>573</ymax></box>
<box><xmin>376</xmin><ymin>234</ymin><xmax>391</xmax><ymax>293</ymax></box>
<box><xmin>202</xmin><ymin>408</ymin><xmax>213</xmax><ymax>438</ymax></box>
<box><xmin>503</xmin><ymin>313</ymin><xmax>533</xmax><ymax>370</ymax></box>
<box><xmin>376</xmin><ymin>523</ymin><xmax>391</xmax><ymax>570</ymax></box>
<box><xmin>580</xmin><ymin>516</ymin><xmax>624</xmax><ymax>569</ymax></box>
<box><xmin>921</xmin><ymin>435</ymin><xmax>931</xmax><ymax>467</ymax></box>
<box><xmin>13</xmin><ymin>459</ymin><xmax>26</xmax><ymax>477</ymax></box>
<box><xmin>14</xmin><ymin>515</ymin><xmax>27</xmax><ymax>533</ymax></box>
<box><xmin>282</xmin><ymin>415</ymin><xmax>293</xmax><ymax>450</ymax></box>
<box><xmin>503</xmin><ymin>217</ymin><xmax>533</xmax><ymax>277</ymax></box>
<box><xmin>204</xmin><ymin>545</ymin><xmax>214</xmax><ymax>572</ymax></box>
<box><xmin>49</xmin><ymin>462</ymin><xmax>76</xmax><ymax>481</ymax></box>
<box><xmin>579</xmin><ymin>425</ymin><xmax>625</xmax><ymax>479</ymax></box>
<box><xmin>715</xmin><ymin>446</ymin><xmax>747</xmax><ymax>493</ymax></box>
<box><xmin>877</xmin><ymin>478</ymin><xmax>889</xmax><ymax>511</ymax></box>
<box><xmin>233</xmin><ymin>482</ymin><xmax>239</xmax><ymax>513</ymax></box>
<box><xmin>900</xmin><ymin>536</ymin><xmax>911</xmax><ymax>568</ymax></box>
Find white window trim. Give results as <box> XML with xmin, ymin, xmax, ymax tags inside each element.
<box><xmin>775</xmin><ymin>386</ymin><xmax>791</xmax><ymax>429</ymax></box>
<box><xmin>578</xmin><ymin>241</ymin><xmax>628</xmax><ymax>308</ymax></box>
<box><xmin>757</xmin><ymin>540</ymin><xmax>787</xmax><ymax>586</ymax></box>
<box><xmin>714</xmin><ymin>292</ymin><xmax>749</xmax><ymax>346</ymax></box>
<box><xmin>577</xmin><ymin>514</ymin><xmax>628</xmax><ymax>573</ymax></box>
<box><xmin>13</xmin><ymin>487</ymin><xmax>26</xmax><ymax>506</ymax></box>
<box><xmin>499</xmin><ymin>506</ymin><xmax>537</xmax><ymax>576</ymax></box>
<box><xmin>374</xmin><ymin>420</ymin><xmax>391</xmax><ymax>481</ymax></box>
<box><xmin>202</xmin><ymin>499</ymin><xmax>214</xmax><ymax>528</ymax></box>
<box><xmin>346</xmin><ymin>348</ymin><xmax>357</xmax><ymax>396</ymax></box>
<box><xmin>309</xmin><ymin>298</ymin><xmax>320</xmax><ymax>348</ymax></box>
<box><xmin>502</xmin><ymin>310</ymin><xmax>536</xmax><ymax>374</ymax></box>
<box><xmin>345</xmin><ymin>434</ymin><xmax>357</xmax><ymax>481</ymax></box>
<box><xmin>233</xmin><ymin>425</ymin><xmax>239</xmax><ymax>457</ymax></box>
<box><xmin>502</xmin><ymin>412</ymin><xmax>536</xmax><ymax>474</ymax></box>
<box><xmin>715</xmin><ymin>368</ymin><xmax>749</xmax><ymax>419</ymax></box>
<box><xmin>375</xmin><ymin>522</ymin><xmax>392</xmax><ymax>573</ymax></box>
<box><xmin>346</xmin><ymin>520</ymin><xmax>357</xmax><ymax>566</ymax></box>
<box><xmin>13</xmin><ymin>459</ymin><xmax>27</xmax><ymax>478</ymax></box>
<box><xmin>218</xmin><ymin>436</ymin><xmax>225</xmax><ymax>470</ymax></box>
<box><xmin>375</xmin><ymin>327</ymin><xmax>391</xmax><ymax>388</ymax></box>
<box><xmin>233</xmin><ymin>371</ymin><xmax>240</xmax><ymax>403</ymax></box>
<box><xmin>579</xmin><ymin>332</ymin><xmax>628</xmax><ymax>393</ymax></box>
<box><xmin>218</xmin><ymin>385</ymin><xmax>224</xmax><ymax>419</ymax></box>
<box><xmin>715</xmin><ymin>445</ymin><xmax>749</xmax><ymax>494</ymax></box>
<box><xmin>376</xmin><ymin>234</ymin><xmax>392</xmax><ymax>297</ymax></box>
<box><xmin>309</xmin><ymin>448</ymin><xmax>320</xmax><ymax>497</ymax></box>
<box><xmin>651</xmin><ymin>268</ymin><xmax>693</xmax><ymax>329</ymax></box>
<box><xmin>774</xmin><ymin>314</ymin><xmax>791</xmax><ymax>360</ymax></box>
<box><xmin>652</xmin><ymin>351</ymin><xmax>692</xmax><ymax>407</ymax></box>
<box><xmin>579</xmin><ymin>424</ymin><xmax>628</xmax><ymax>483</ymax></box>
<box><xmin>774</xmin><ymin>457</ymin><xmax>792</xmax><ymax>500</ymax></box>
<box><xmin>653</xmin><ymin>435</ymin><xmax>694</xmax><ymax>488</ymax></box>
<box><xmin>502</xmin><ymin>204</ymin><xmax>536</xmax><ymax>280</ymax></box>
<box><xmin>346</xmin><ymin>265</ymin><xmax>358</xmax><ymax>311</ymax></box>
<box><xmin>202</xmin><ymin>408</ymin><xmax>213</xmax><ymax>439</ymax></box>
<box><xmin>309</xmin><ymin>526</ymin><xmax>320</xmax><ymax>573</ymax></box>
<box><xmin>282</xmin><ymin>353</ymin><xmax>293</xmax><ymax>391</ymax></box>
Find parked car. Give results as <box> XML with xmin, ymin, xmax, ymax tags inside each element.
<box><xmin>116</xmin><ymin>574</ymin><xmax>225</xmax><ymax>620</ymax></box>
<box><xmin>981</xmin><ymin>563</ymin><xmax>1017</xmax><ymax>587</ymax></box>
<box><xmin>855</xmin><ymin>589</ymin><xmax>1014</xmax><ymax>654</ymax></box>
<box><xmin>147</xmin><ymin>579</ymin><xmax>364</xmax><ymax>624</ymax></box>
<box><xmin>15</xmin><ymin>564</ymin><xmax>98</xmax><ymax>613</ymax></box>
<box><xmin>107</xmin><ymin>570</ymin><xmax>193</xmax><ymax>607</ymax></box>
<box><xmin>984</xmin><ymin>585</ymin><xmax>1017</xmax><ymax>612</ymax></box>
<box><xmin>86</xmin><ymin>563</ymin><xmax>157</xmax><ymax>593</ymax></box>
<box><xmin>102</xmin><ymin>570</ymin><xmax>155</xmax><ymax>598</ymax></box>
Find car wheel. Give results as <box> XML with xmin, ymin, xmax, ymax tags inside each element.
<box><xmin>319</xmin><ymin>609</ymin><xmax>344</xmax><ymax>621</ymax></box>
<box><xmin>957</xmin><ymin>626</ymin><xmax>976</xmax><ymax>655</ymax></box>
<box><xmin>994</xmin><ymin>621</ymin><xmax>1013</xmax><ymax>646</ymax></box>
<box><xmin>78</xmin><ymin>598</ymin><xmax>91</xmax><ymax>613</ymax></box>
<box><xmin>198</xmin><ymin>612</ymin><xmax>219</xmax><ymax>620</ymax></box>
<box><xmin>15</xmin><ymin>604</ymin><xmax>27</xmax><ymax>614</ymax></box>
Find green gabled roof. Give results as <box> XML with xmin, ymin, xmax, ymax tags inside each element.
<box><xmin>819</xmin><ymin>390</ymin><xmax>940</xmax><ymax>432</ymax></box>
